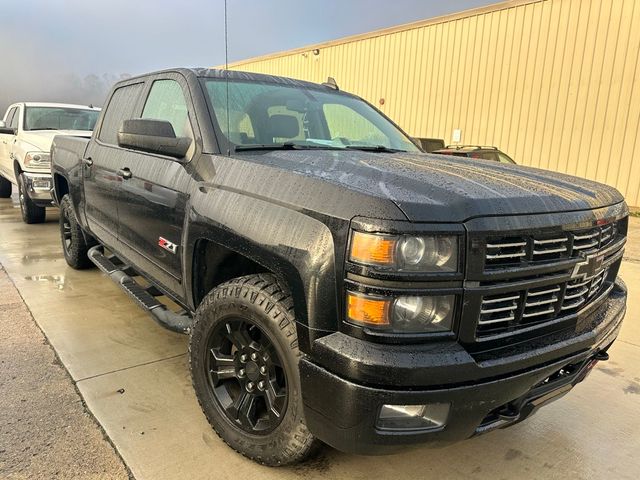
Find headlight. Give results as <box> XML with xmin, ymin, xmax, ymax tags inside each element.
<box><xmin>24</xmin><ymin>152</ymin><xmax>51</xmax><ymax>169</ymax></box>
<box><xmin>346</xmin><ymin>291</ymin><xmax>455</xmax><ymax>333</ymax></box>
<box><xmin>349</xmin><ymin>231</ymin><xmax>458</xmax><ymax>272</ymax></box>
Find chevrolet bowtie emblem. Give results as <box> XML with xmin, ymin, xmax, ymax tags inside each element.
<box><xmin>571</xmin><ymin>252</ymin><xmax>605</xmax><ymax>280</ymax></box>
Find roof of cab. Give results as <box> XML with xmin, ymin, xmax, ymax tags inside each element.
<box><xmin>120</xmin><ymin>67</ymin><xmax>348</xmax><ymax>94</ymax></box>
<box><xmin>21</xmin><ymin>102</ymin><xmax>101</xmax><ymax>110</ymax></box>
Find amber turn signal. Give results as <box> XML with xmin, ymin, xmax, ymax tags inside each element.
<box><xmin>347</xmin><ymin>292</ymin><xmax>390</xmax><ymax>326</ymax></box>
<box><xmin>349</xmin><ymin>231</ymin><xmax>396</xmax><ymax>266</ymax></box>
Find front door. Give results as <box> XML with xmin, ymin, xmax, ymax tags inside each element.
<box><xmin>83</xmin><ymin>82</ymin><xmax>145</xmax><ymax>245</ymax></box>
<box><xmin>116</xmin><ymin>76</ymin><xmax>196</xmax><ymax>294</ymax></box>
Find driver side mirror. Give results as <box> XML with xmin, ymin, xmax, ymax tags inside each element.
<box><xmin>117</xmin><ymin>118</ymin><xmax>191</xmax><ymax>159</ymax></box>
<box><xmin>0</xmin><ymin>120</ymin><xmax>16</xmax><ymax>135</ymax></box>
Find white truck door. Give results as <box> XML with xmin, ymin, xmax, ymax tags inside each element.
<box><xmin>0</xmin><ymin>106</ymin><xmax>19</xmax><ymax>181</ymax></box>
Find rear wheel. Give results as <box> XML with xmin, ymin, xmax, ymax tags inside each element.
<box><xmin>60</xmin><ymin>194</ymin><xmax>95</xmax><ymax>269</ymax></box>
<box><xmin>18</xmin><ymin>174</ymin><xmax>46</xmax><ymax>224</ymax></box>
<box><xmin>189</xmin><ymin>274</ymin><xmax>319</xmax><ymax>466</ymax></box>
<box><xmin>0</xmin><ymin>176</ymin><xmax>11</xmax><ymax>198</ymax></box>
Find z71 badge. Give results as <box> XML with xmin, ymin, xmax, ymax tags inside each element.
<box><xmin>158</xmin><ymin>237</ymin><xmax>178</xmax><ymax>254</ymax></box>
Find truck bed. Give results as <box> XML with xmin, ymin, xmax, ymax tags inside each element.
<box><xmin>51</xmin><ymin>135</ymin><xmax>91</xmax><ymax>204</ymax></box>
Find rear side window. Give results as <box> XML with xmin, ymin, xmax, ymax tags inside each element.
<box><xmin>142</xmin><ymin>80</ymin><xmax>192</xmax><ymax>138</ymax></box>
<box><xmin>4</xmin><ymin>107</ymin><xmax>15</xmax><ymax>124</ymax></box>
<box><xmin>98</xmin><ymin>83</ymin><xmax>144</xmax><ymax>145</ymax></box>
<box><xmin>470</xmin><ymin>151</ymin><xmax>499</xmax><ymax>161</ymax></box>
<box><xmin>7</xmin><ymin>108</ymin><xmax>19</xmax><ymax>129</ymax></box>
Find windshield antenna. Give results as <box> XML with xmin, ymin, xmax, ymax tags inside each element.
<box><xmin>224</xmin><ymin>0</ymin><xmax>231</xmax><ymax>156</ymax></box>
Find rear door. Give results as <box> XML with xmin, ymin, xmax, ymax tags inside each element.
<box><xmin>116</xmin><ymin>73</ymin><xmax>197</xmax><ymax>295</ymax></box>
<box><xmin>84</xmin><ymin>82</ymin><xmax>145</xmax><ymax>245</ymax></box>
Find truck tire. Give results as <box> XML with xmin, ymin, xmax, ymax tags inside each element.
<box><xmin>189</xmin><ymin>274</ymin><xmax>320</xmax><ymax>466</ymax></box>
<box><xmin>18</xmin><ymin>174</ymin><xmax>46</xmax><ymax>224</ymax></box>
<box><xmin>59</xmin><ymin>194</ymin><xmax>95</xmax><ymax>269</ymax></box>
<box><xmin>0</xmin><ymin>176</ymin><xmax>11</xmax><ymax>198</ymax></box>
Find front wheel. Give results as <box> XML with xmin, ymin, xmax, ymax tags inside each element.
<box><xmin>18</xmin><ymin>174</ymin><xmax>45</xmax><ymax>224</ymax></box>
<box><xmin>60</xmin><ymin>194</ymin><xmax>95</xmax><ymax>269</ymax></box>
<box><xmin>189</xmin><ymin>274</ymin><xmax>319</xmax><ymax>466</ymax></box>
<box><xmin>0</xmin><ymin>175</ymin><xmax>11</xmax><ymax>198</ymax></box>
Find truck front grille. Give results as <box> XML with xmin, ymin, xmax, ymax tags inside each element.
<box><xmin>474</xmin><ymin>218</ymin><xmax>626</xmax><ymax>339</ymax></box>
<box><xmin>477</xmin><ymin>267</ymin><xmax>611</xmax><ymax>336</ymax></box>
<box><xmin>485</xmin><ymin>223</ymin><xmax>617</xmax><ymax>268</ymax></box>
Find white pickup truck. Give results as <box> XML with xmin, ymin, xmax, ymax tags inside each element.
<box><xmin>0</xmin><ymin>102</ymin><xmax>100</xmax><ymax>223</ymax></box>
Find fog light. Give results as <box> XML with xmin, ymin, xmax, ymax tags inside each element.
<box><xmin>377</xmin><ymin>403</ymin><xmax>450</xmax><ymax>431</ymax></box>
<box><xmin>32</xmin><ymin>179</ymin><xmax>51</xmax><ymax>190</ymax></box>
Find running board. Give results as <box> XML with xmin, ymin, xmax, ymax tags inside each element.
<box><xmin>88</xmin><ymin>245</ymin><xmax>192</xmax><ymax>334</ymax></box>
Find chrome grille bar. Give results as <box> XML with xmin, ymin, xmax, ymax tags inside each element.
<box><xmin>477</xmin><ymin>219</ymin><xmax>624</xmax><ymax>338</ymax></box>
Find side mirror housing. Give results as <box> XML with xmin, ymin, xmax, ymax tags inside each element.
<box><xmin>0</xmin><ymin>120</ymin><xmax>16</xmax><ymax>135</ymax></box>
<box><xmin>117</xmin><ymin>118</ymin><xmax>191</xmax><ymax>159</ymax></box>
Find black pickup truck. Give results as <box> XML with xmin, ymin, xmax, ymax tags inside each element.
<box><xmin>51</xmin><ymin>68</ymin><xmax>628</xmax><ymax>466</ymax></box>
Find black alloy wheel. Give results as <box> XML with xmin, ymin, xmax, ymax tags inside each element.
<box><xmin>18</xmin><ymin>174</ymin><xmax>45</xmax><ymax>224</ymax></box>
<box><xmin>189</xmin><ymin>274</ymin><xmax>319</xmax><ymax>465</ymax></box>
<box><xmin>59</xmin><ymin>194</ymin><xmax>95</xmax><ymax>269</ymax></box>
<box><xmin>61</xmin><ymin>207</ymin><xmax>73</xmax><ymax>253</ymax></box>
<box><xmin>205</xmin><ymin>318</ymin><xmax>288</xmax><ymax>434</ymax></box>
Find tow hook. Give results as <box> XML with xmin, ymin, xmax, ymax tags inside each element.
<box><xmin>594</xmin><ymin>350</ymin><xmax>610</xmax><ymax>362</ymax></box>
<box><xmin>497</xmin><ymin>405</ymin><xmax>520</xmax><ymax>421</ymax></box>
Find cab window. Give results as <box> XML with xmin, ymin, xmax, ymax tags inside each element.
<box><xmin>98</xmin><ymin>83</ymin><xmax>145</xmax><ymax>145</ymax></box>
<box><xmin>8</xmin><ymin>107</ymin><xmax>19</xmax><ymax>130</ymax></box>
<box><xmin>142</xmin><ymin>80</ymin><xmax>192</xmax><ymax>139</ymax></box>
<box><xmin>498</xmin><ymin>152</ymin><xmax>516</xmax><ymax>164</ymax></box>
<box><xmin>322</xmin><ymin>103</ymin><xmax>389</xmax><ymax>147</ymax></box>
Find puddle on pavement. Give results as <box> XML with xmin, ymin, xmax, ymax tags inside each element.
<box><xmin>21</xmin><ymin>253</ymin><xmax>63</xmax><ymax>264</ymax></box>
<box><xmin>24</xmin><ymin>274</ymin><xmax>67</xmax><ymax>290</ymax></box>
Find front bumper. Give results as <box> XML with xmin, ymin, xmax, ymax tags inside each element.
<box><xmin>300</xmin><ymin>278</ymin><xmax>626</xmax><ymax>454</ymax></box>
<box><xmin>22</xmin><ymin>172</ymin><xmax>53</xmax><ymax>206</ymax></box>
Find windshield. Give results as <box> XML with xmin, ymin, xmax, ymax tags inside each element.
<box><xmin>203</xmin><ymin>79</ymin><xmax>419</xmax><ymax>152</ymax></box>
<box><xmin>24</xmin><ymin>107</ymin><xmax>100</xmax><ymax>131</ymax></box>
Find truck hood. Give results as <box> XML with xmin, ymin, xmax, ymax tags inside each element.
<box><xmin>20</xmin><ymin>130</ymin><xmax>93</xmax><ymax>152</ymax></box>
<box><xmin>241</xmin><ymin>150</ymin><xmax>624</xmax><ymax>222</ymax></box>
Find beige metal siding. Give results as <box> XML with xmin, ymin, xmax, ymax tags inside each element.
<box><xmin>227</xmin><ymin>0</ymin><xmax>640</xmax><ymax>207</ymax></box>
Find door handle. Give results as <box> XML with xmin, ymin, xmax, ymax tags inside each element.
<box><xmin>117</xmin><ymin>168</ymin><xmax>132</xmax><ymax>179</ymax></box>
<box><xmin>82</xmin><ymin>157</ymin><xmax>93</xmax><ymax>166</ymax></box>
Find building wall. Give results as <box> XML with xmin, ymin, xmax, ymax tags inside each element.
<box><xmin>226</xmin><ymin>0</ymin><xmax>640</xmax><ymax>207</ymax></box>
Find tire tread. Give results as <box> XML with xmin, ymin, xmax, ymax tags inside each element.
<box><xmin>189</xmin><ymin>273</ymin><xmax>320</xmax><ymax>466</ymax></box>
<box><xmin>60</xmin><ymin>194</ymin><xmax>95</xmax><ymax>269</ymax></box>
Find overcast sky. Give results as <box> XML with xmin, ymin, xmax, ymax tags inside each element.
<box><xmin>0</xmin><ymin>0</ymin><xmax>493</xmax><ymax>112</ymax></box>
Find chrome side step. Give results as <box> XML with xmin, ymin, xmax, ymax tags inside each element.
<box><xmin>88</xmin><ymin>245</ymin><xmax>192</xmax><ymax>334</ymax></box>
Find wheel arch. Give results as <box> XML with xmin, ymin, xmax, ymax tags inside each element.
<box><xmin>53</xmin><ymin>172</ymin><xmax>69</xmax><ymax>205</ymax></box>
<box><xmin>13</xmin><ymin>159</ymin><xmax>22</xmax><ymax>180</ymax></box>
<box><xmin>185</xmin><ymin>202</ymin><xmax>339</xmax><ymax>353</ymax></box>
<box><xmin>191</xmin><ymin>238</ymin><xmax>276</xmax><ymax>307</ymax></box>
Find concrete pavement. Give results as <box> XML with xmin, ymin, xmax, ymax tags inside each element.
<box><xmin>0</xmin><ymin>265</ymin><xmax>129</xmax><ymax>479</ymax></box>
<box><xmin>0</xmin><ymin>193</ymin><xmax>639</xmax><ymax>479</ymax></box>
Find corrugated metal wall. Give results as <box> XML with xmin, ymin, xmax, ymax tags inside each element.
<box><xmin>227</xmin><ymin>0</ymin><xmax>640</xmax><ymax>207</ymax></box>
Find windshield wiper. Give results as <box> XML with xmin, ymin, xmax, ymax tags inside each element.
<box><xmin>29</xmin><ymin>127</ymin><xmax>59</xmax><ymax>131</ymax></box>
<box><xmin>345</xmin><ymin>145</ymin><xmax>406</xmax><ymax>153</ymax></box>
<box><xmin>234</xmin><ymin>142</ymin><xmax>342</xmax><ymax>152</ymax></box>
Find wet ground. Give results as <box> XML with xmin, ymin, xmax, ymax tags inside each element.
<box><xmin>0</xmin><ymin>193</ymin><xmax>639</xmax><ymax>479</ymax></box>
<box><xmin>0</xmin><ymin>255</ymin><xmax>129</xmax><ymax>477</ymax></box>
